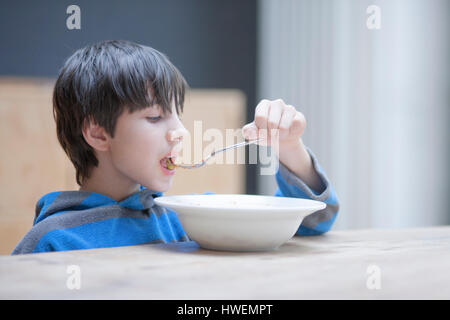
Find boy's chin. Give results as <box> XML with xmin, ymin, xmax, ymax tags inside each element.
<box><xmin>141</xmin><ymin>179</ymin><xmax>172</xmax><ymax>194</ymax></box>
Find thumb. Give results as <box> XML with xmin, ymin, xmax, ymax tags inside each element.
<box><xmin>242</xmin><ymin>122</ymin><xmax>258</xmax><ymax>140</ymax></box>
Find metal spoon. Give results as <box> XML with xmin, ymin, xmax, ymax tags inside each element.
<box><xmin>172</xmin><ymin>137</ymin><xmax>265</xmax><ymax>169</ymax></box>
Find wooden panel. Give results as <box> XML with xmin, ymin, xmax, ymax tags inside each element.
<box><xmin>0</xmin><ymin>78</ymin><xmax>78</xmax><ymax>255</ymax></box>
<box><xmin>0</xmin><ymin>77</ymin><xmax>246</xmax><ymax>255</ymax></box>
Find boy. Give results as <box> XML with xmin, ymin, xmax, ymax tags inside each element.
<box><xmin>12</xmin><ymin>40</ymin><xmax>339</xmax><ymax>255</ymax></box>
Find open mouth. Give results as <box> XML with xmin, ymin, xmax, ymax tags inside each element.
<box><xmin>160</xmin><ymin>156</ymin><xmax>176</xmax><ymax>171</ymax></box>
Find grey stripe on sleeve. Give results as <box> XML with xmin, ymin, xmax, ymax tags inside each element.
<box><xmin>12</xmin><ymin>205</ymin><xmax>152</xmax><ymax>255</ymax></box>
<box><xmin>277</xmin><ymin>147</ymin><xmax>331</xmax><ymax>201</ymax></box>
<box><xmin>300</xmin><ymin>202</ymin><xmax>340</xmax><ymax>229</ymax></box>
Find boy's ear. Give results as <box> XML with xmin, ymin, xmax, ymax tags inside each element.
<box><xmin>81</xmin><ymin>118</ymin><xmax>110</xmax><ymax>152</ymax></box>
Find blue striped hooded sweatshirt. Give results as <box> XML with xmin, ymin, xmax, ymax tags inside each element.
<box><xmin>12</xmin><ymin>148</ymin><xmax>339</xmax><ymax>255</ymax></box>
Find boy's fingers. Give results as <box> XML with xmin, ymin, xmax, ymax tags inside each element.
<box><xmin>289</xmin><ymin>112</ymin><xmax>306</xmax><ymax>137</ymax></box>
<box><xmin>254</xmin><ymin>99</ymin><xmax>270</xmax><ymax>130</ymax></box>
<box><xmin>252</xmin><ymin>99</ymin><xmax>300</xmax><ymax>144</ymax></box>
<box><xmin>242</xmin><ymin>122</ymin><xmax>258</xmax><ymax>140</ymax></box>
<box><xmin>279</xmin><ymin>105</ymin><xmax>296</xmax><ymax>139</ymax></box>
<box><xmin>267</xmin><ymin>100</ymin><xmax>284</xmax><ymax>131</ymax></box>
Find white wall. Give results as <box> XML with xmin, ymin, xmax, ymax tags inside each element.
<box><xmin>257</xmin><ymin>0</ymin><xmax>450</xmax><ymax>229</ymax></box>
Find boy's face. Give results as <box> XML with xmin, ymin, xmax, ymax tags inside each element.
<box><xmin>108</xmin><ymin>101</ymin><xmax>187</xmax><ymax>193</ymax></box>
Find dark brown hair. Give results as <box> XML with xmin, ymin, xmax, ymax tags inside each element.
<box><xmin>53</xmin><ymin>40</ymin><xmax>188</xmax><ymax>185</ymax></box>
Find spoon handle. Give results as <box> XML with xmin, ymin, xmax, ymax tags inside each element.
<box><xmin>211</xmin><ymin>137</ymin><xmax>264</xmax><ymax>156</ymax></box>
<box><xmin>175</xmin><ymin>137</ymin><xmax>265</xmax><ymax>169</ymax></box>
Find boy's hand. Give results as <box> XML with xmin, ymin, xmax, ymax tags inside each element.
<box><xmin>241</xmin><ymin>98</ymin><xmax>325</xmax><ymax>193</ymax></box>
<box><xmin>241</xmin><ymin>99</ymin><xmax>306</xmax><ymax>149</ymax></box>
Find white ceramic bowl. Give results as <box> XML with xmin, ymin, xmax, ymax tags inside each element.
<box><xmin>154</xmin><ymin>194</ymin><xmax>326</xmax><ymax>252</ymax></box>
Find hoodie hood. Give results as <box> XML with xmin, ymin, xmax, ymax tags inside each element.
<box><xmin>33</xmin><ymin>186</ymin><xmax>163</xmax><ymax>225</ymax></box>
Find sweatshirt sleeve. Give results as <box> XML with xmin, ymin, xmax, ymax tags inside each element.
<box><xmin>274</xmin><ymin>147</ymin><xmax>339</xmax><ymax>236</ymax></box>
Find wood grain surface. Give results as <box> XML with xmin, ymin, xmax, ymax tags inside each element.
<box><xmin>1</xmin><ymin>226</ymin><xmax>449</xmax><ymax>299</ymax></box>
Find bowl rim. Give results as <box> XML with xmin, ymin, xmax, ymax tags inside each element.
<box><xmin>154</xmin><ymin>193</ymin><xmax>326</xmax><ymax>213</ymax></box>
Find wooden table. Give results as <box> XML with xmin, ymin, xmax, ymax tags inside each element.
<box><xmin>1</xmin><ymin>226</ymin><xmax>449</xmax><ymax>299</ymax></box>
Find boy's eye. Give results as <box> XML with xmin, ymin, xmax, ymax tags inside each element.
<box><xmin>146</xmin><ymin>116</ymin><xmax>162</xmax><ymax>123</ymax></box>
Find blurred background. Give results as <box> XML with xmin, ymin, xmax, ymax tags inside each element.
<box><xmin>0</xmin><ymin>0</ymin><xmax>449</xmax><ymax>254</ymax></box>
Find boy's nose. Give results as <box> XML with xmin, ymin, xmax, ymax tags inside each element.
<box><xmin>167</xmin><ymin>127</ymin><xmax>188</xmax><ymax>144</ymax></box>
